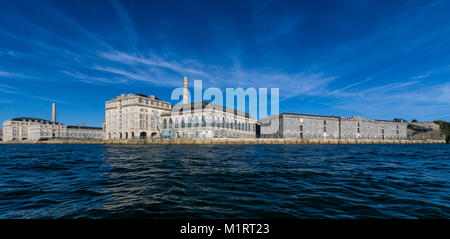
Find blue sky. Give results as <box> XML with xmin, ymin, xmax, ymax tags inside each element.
<box><xmin>1</xmin><ymin>0</ymin><xmax>450</xmax><ymax>127</ymax></box>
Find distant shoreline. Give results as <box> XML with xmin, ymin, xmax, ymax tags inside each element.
<box><xmin>0</xmin><ymin>138</ymin><xmax>446</xmax><ymax>145</ymax></box>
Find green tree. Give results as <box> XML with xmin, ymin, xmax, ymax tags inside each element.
<box><xmin>434</xmin><ymin>120</ymin><xmax>450</xmax><ymax>143</ymax></box>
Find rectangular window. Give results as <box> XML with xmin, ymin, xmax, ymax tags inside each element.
<box><xmin>357</xmin><ymin>128</ymin><xmax>360</xmax><ymax>133</ymax></box>
<box><xmin>300</xmin><ymin>132</ymin><xmax>303</xmax><ymax>139</ymax></box>
<box><xmin>324</xmin><ymin>120</ymin><xmax>327</xmax><ymax>125</ymax></box>
<box><xmin>324</xmin><ymin>126</ymin><xmax>327</xmax><ymax>132</ymax></box>
<box><xmin>299</xmin><ymin>125</ymin><xmax>303</xmax><ymax>131</ymax></box>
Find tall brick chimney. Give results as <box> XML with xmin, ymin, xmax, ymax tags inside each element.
<box><xmin>183</xmin><ymin>76</ymin><xmax>188</xmax><ymax>105</ymax></box>
<box><xmin>52</xmin><ymin>103</ymin><xmax>56</xmax><ymax>122</ymax></box>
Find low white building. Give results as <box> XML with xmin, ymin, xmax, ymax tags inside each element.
<box><xmin>2</xmin><ymin>118</ymin><xmax>66</xmax><ymax>141</ymax></box>
<box><xmin>2</xmin><ymin>103</ymin><xmax>104</xmax><ymax>141</ymax></box>
<box><xmin>2</xmin><ymin>117</ymin><xmax>104</xmax><ymax>141</ymax></box>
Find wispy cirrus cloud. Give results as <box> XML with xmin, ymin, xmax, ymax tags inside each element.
<box><xmin>96</xmin><ymin>49</ymin><xmax>337</xmax><ymax>99</ymax></box>
<box><xmin>325</xmin><ymin>80</ymin><xmax>450</xmax><ymax>121</ymax></box>
<box><xmin>98</xmin><ymin>51</ymin><xmax>211</xmax><ymax>78</ymax></box>
<box><xmin>60</xmin><ymin>70</ymin><xmax>126</xmax><ymax>84</ymax></box>
<box><xmin>411</xmin><ymin>71</ymin><xmax>434</xmax><ymax>80</ymax></box>
<box><xmin>0</xmin><ymin>81</ymin><xmax>69</xmax><ymax>104</ymax></box>
<box><xmin>107</xmin><ymin>0</ymin><xmax>137</xmax><ymax>50</ymax></box>
<box><xmin>1</xmin><ymin>0</ymin><xmax>450</xmax><ymax>123</ymax></box>
<box><xmin>218</xmin><ymin>68</ymin><xmax>336</xmax><ymax>99</ymax></box>
<box><xmin>0</xmin><ymin>0</ymin><xmax>338</xmax><ymax>100</ymax></box>
<box><xmin>0</xmin><ymin>82</ymin><xmax>20</xmax><ymax>94</ymax></box>
<box><xmin>91</xmin><ymin>65</ymin><xmax>162</xmax><ymax>84</ymax></box>
<box><xmin>0</xmin><ymin>70</ymin><xmax>35</xmax><ymax>79</ymax></box>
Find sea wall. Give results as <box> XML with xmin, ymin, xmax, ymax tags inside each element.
<box><xmin>0</xmin><ymin>138</ymin><xmax>446</xmax><ymax>145</ymax></box>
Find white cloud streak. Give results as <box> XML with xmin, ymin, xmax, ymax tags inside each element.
<box><xmin>0</xmin><ymin>81</ymin><xmax>69</xmax><ymax>104</ymax></box>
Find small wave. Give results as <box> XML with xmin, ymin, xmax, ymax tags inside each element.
<box><xmin>0</xmin><ymin>144</ymin><xmax>449</xmax><ymax>218</ymax></box>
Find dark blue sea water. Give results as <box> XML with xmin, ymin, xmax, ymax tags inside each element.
<box><xmin>0</xmin><ymin>144</ymin><xmax>448</xmax><ymax>218</ymax></box>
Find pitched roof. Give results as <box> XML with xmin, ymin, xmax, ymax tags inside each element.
<box><xmin>171</xmin><ymin>101</ymin><xmax>251</xmax><ymax>118</ymax></box>
<box><xmin>67</xmin><ymin>125</ymin><xmax>103</xmax><ymax>130</ymax></box>
<box><xmin>10</xmin><ymin>117</ymin><xmax>64</xmax><ymax>125</ymax></box>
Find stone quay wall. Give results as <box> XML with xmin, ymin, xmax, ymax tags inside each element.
<box><xmin>0</xmin><ymin>138</ymin><xmax>446</xmax><ymax>145</ymax></box>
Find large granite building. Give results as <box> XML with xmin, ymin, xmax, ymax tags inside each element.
<box><xmin>104</xmin><ymin>77</ymin><xmax>258</xmax><ymax>139</ymax></box>
<box><xmin>104</xmin><ymin>93</ymin><xmax>172</xmax><ymax>139</ymax></box>
<box><xmin>2</xmin><ymin>104</ymin><xmax>103</xmax><ymax>141</ymax></box>
<box><xmin>260</xmin><ymin>113</ymin><xmax>407</xmax><ymax>140</ymax></box>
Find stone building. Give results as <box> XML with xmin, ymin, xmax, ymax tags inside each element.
<box><xmin>260</xmin><ymin>113</ymin><xmax>407</xmax><ymax>140</ymax></box>
<box><xmin>2</xmin><ymin>118</ymin><xmax>103</xmax><ymax>141</ymax></box>
<box><xmin>104</xmin><ymin>94</ymin><xmax>172</xmax><ymax>139</ymax></box>
<box><xmin>65</xmin><ymin>125</ymin><xmax>105</xmax><ymax>140</ymax></box>
<box><xmin>2</xmin><ymin>104</ymin><xmax>103</xmax><ymax>141</ymax></box>
<box><xmin>160</xmin><ymin>102</ymin><xmax>257</xmax><ymax>138</ymax></box>
<box><xmin>3</xmin><ymin>118</ymin><xmax>66</xmax><ymax>141</ymax></box>
<box><xmin>105</xmin><ymin>77</ymin><xmax>258</xmax><ymax>139</ymax></box>
<box><xmin>408</xmin><ymin>122</ymin><xmax>445</xmax><ymax>140</ymax></box>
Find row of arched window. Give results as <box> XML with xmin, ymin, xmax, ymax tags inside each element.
<box><xmin>162</xmin><ymin>117</ymin><xmax>255</xmax><ymax>131</ymax></box>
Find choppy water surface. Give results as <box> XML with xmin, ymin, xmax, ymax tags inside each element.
<box><xmin>0</xmin><ymin>144</ymin><xmax>449</xmax><ymax>218</ymax></box>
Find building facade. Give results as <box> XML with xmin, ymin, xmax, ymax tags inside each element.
<box><xmin>104</xmin><ymin>94</ymin><xmax>172</xmax><ymax>139</ymax></box>
<box><xmin>104</xmin><ymin>77</ymin><xmax>258</xmax><ymax>139</ymax></box>
<box><xmin>2</xmin><ymin>118</ymin><xmax>103</xmax><ymax>141</ymax></box>
<box><xmin>3</xmin><ymin>118</ymin><xmax>66</xmax><ymax>141</ymax></box>
<box><xmin>66</xmin><ymin>125</ymin><xmax>105</xmax><ymax>140</ymax></box>
<box><xmin>160</xmin><ymin>102</ymin><xmax>257</xmax><ymax>138</ymax></box>
<box><xmin>2</xmin><ymin>103</ymin><xmax>103</xmax><ymax>141</ymax></box>
<box><xmin>260</xmin><ymin>113</ymin><xmax>407</xmax><ymax>140</ymax></box>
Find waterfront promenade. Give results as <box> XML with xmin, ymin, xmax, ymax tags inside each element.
<box><xmin>0</xmin><ymin>138</ymin><xmax>446</xmax><ymax>145</ymax></box>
